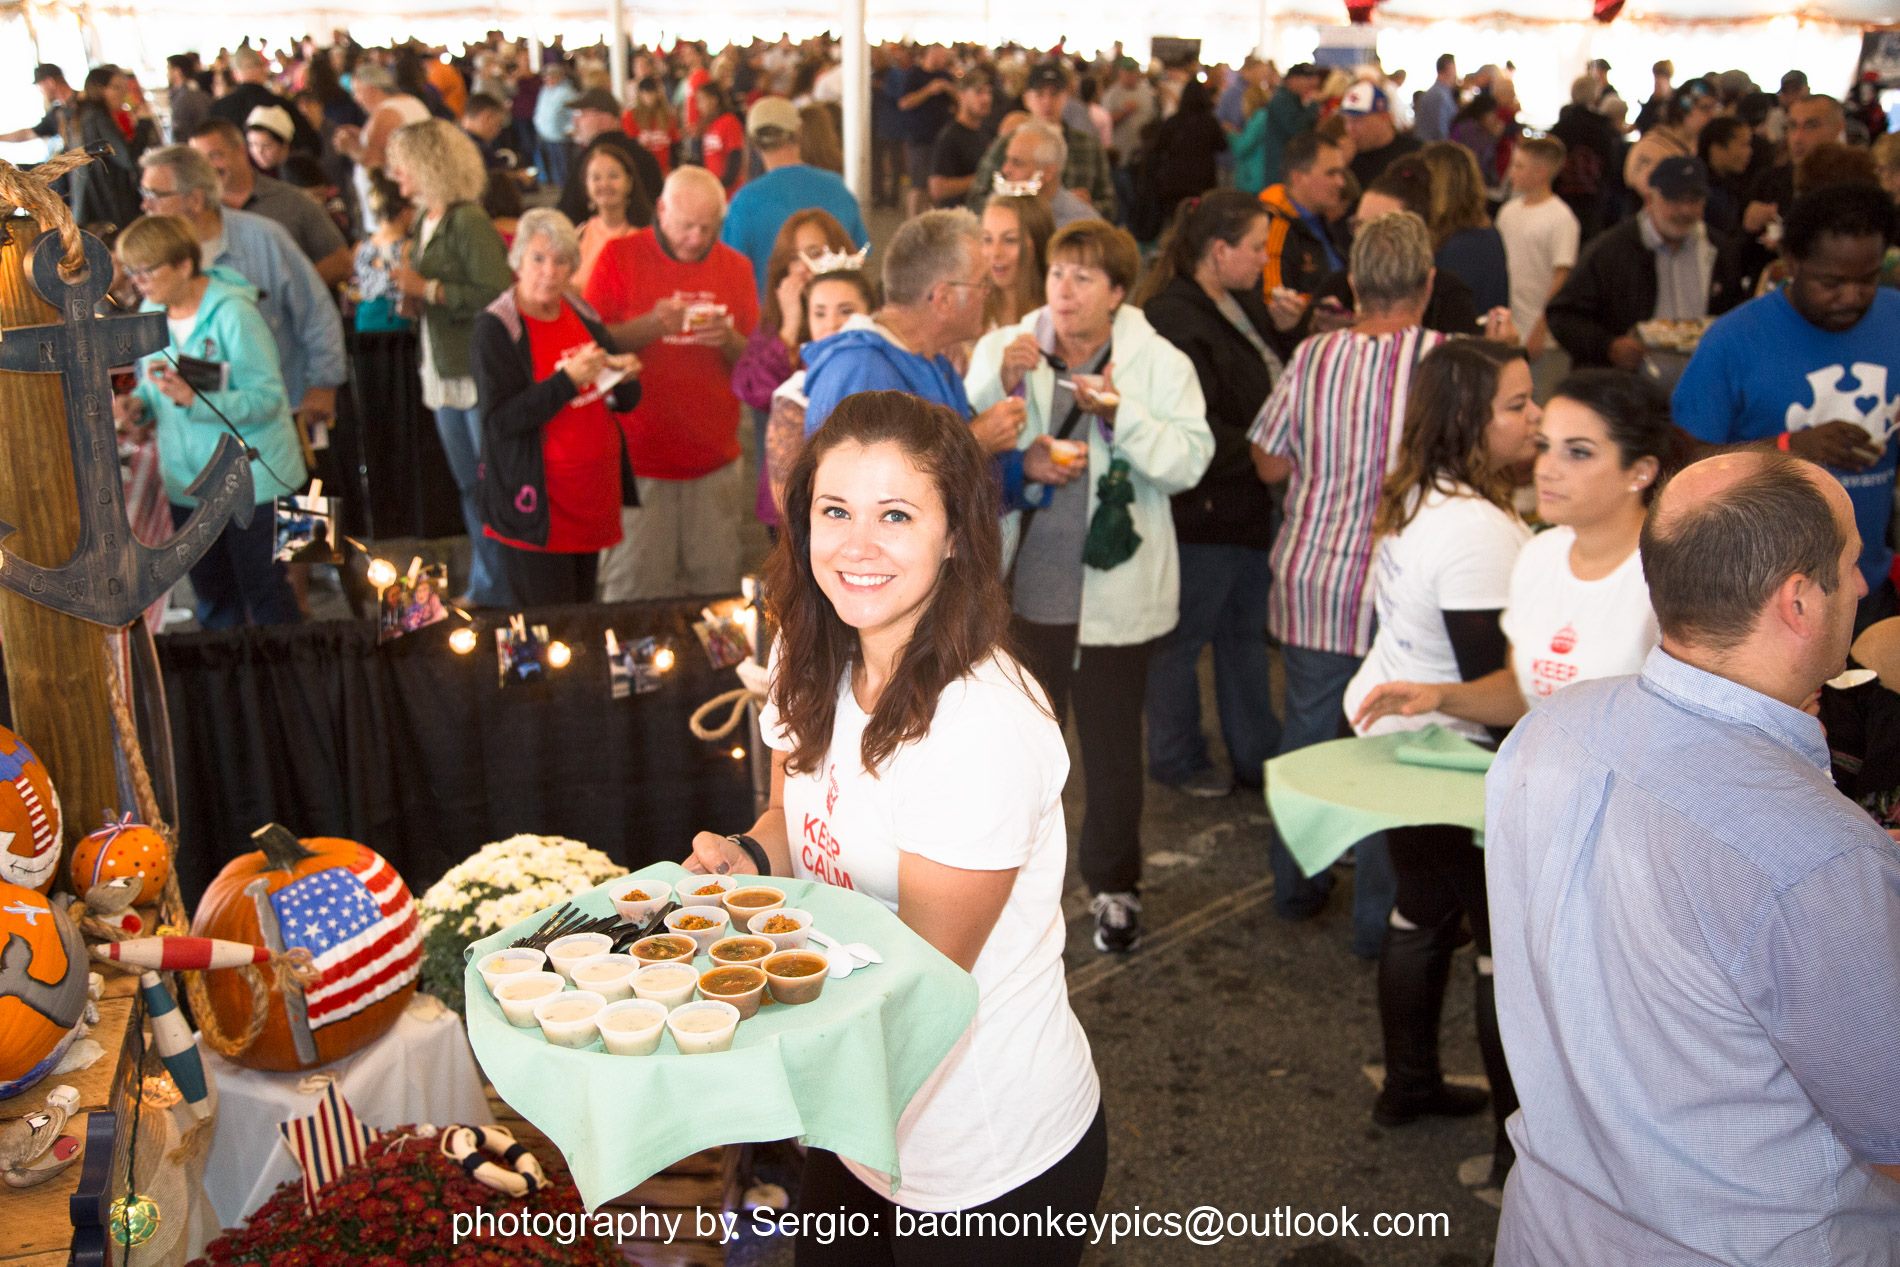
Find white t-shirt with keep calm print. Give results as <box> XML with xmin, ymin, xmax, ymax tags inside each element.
<box><xmin>1502</xmin><ymin>525</ymin><xmax>1659</xmax><ymax>704</ymax></box>
<box><xmin>759</xmin><ymin>651</ymin><xmax>1099</xmax><ymax>1211</ymax></box>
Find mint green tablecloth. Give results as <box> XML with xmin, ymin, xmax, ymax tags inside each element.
<box><xmin>464</xmin><ymin>861</ymin><xmax>978</xmax><ymax>1211</ymax></box>
<box><xmin>1265</xmin><ymin>726</ymin><xmax>1491</xmax><ymax>878</ymax></box>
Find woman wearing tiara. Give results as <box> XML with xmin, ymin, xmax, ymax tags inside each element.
<box><xmin>733</xmin><ymin>210</ymin><xmax>868</xmax><ymax>535</ymax></box>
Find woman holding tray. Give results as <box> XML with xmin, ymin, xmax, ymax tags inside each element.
<box><xmin>686</xmin><ymin>390</ymin><xmax>1105</xmax><ymax>1264</ymax></box>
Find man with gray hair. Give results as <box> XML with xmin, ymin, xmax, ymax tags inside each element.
<box><xmin>966</xmin><ymin>62</ymin><xmax>1115</xmax><ymax>217</ymax></box>
<box><xmin>800</xmin><ymin>209</ymin><xmax>1026</xmax><ymax>487</ymax></box>
<box><xmin>210</xmin><ymin>46</ymin><xmax>319</xmax><ymax>155</ymax></box>
<box><xmin>1001</xmin><ymin>120</ymin><xmax>1095</xmax><ymax>228</ymax></box>
<box><xmin>583</xmin><ymin>165</ymin><xmax>759</xmax><ymax>601</ymax></box>
<box><xmin>1488</xmin><ymin>451</ymin><xmax>1900</xmax><ymax>1264</ymax></box>
<box><xmin>137</xmin><ymin>144</ymin><xmax>346</xmax><ymax>436</ymax></box>
<box><xmin>334</xmin><ymin>63</ymin><xmax>431</xmax><ymax>235</ymax></box>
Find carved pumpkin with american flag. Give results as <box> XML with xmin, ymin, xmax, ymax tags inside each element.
<box><xmin>191</xmin><ymin>827</ymin><xmax>420</xmax><ymax>1071</ymax></box>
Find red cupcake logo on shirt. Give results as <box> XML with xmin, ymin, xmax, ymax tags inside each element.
<box><xmin>825</xmin><ymin>766</ymin><xmax>840</xmax><ymax>816</ymax></box>
<box><xmin>1550</xmin><ymin>625</ymin><xmax>1577</xmax><ymax>655</ymax></box>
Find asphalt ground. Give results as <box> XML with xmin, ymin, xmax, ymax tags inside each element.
<box><xmin>722</xmin><ymin>656</ymin><xmax>1502</xmax><ymax>1267</ymax></box>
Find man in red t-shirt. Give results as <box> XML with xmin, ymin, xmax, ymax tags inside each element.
<box><xmin>583</xmin><ymin>165</ymin><xmax>759</xmax><ymax>601</ymax></box>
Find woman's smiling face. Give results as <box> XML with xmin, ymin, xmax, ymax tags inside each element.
<box><xmin>808</xmin><ymin>439</ymin><xmax>953</xmax><ymax>651</ymax></box>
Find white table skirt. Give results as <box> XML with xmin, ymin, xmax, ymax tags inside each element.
<box><xmin>202</xmin><ymin>996</ymin><xmax>492</xmax><ymax>1228</ymax></box>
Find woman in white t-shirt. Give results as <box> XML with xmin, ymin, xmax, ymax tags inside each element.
<box><xmin>1351</xmin><ymin>368</ymin><xmax>1670</xmax><ymax>730</ymax></box>
<box><xmin>685</xmin><ymin>390</ymin><xmax>1104</xmax><ymax>1264</ymax></box>
<box><xmin>1337</xmin><ymin>340</ymin><xmax>1538</xmax><ymax>1195</ymax></box>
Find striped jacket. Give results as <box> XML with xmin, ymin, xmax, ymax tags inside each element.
<box><xmin>1247</xmin><ymin>325</ymin><xmax>1447</xmax><ymax>655</ymax></box>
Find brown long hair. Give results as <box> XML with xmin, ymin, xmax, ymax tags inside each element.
<box><xmin>767</xmin><ymin>391</ymin><xmax>1028</xmax><ymax>777</ymax></box>
<box><xmin>982</xmin><ymin>195</ymin><xmax>1055</xmax><ymax>329</ymax></box>
<box><xmin>1133</xmin><ymin>190</ymin><xmax>1265</xmax><ymax>307</ymax></box>
<box><xmin>759</xmin><ymin>208</ymin><xmax>855</xmax><ymax>341</ymax></box>
<box><xmin>1373</xmin><ymin>339</ymin><xmax>1524</xmax><ymax>536</ymax></box>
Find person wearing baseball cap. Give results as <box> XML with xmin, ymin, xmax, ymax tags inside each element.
<box><xmin>720</xmin><ymin>95</ymin><xmax>867</xmax><ymax>294</ymax></box>
<box><xmin>964</xmin><ymin>61</ymin><xmax>1115</xmax><ymax>217</ymax></box>
<box><xmin>0</xmin><ymin>64</ymin><xmax>75</xmax><ymax>149</ymax></box>
<box><xmin>1338</xmin><ymin>80</ymin><xmax>1418</xmax><ymax>188</ymax></box>
<box><xmin>1547</xmin><ymin>154</ymin><xmax>1746</xmax><ymax>373</ymax></box>
<box><xmin>1261</xmin><ymin>61</ymin><xmax>1324</xmax><ymax>188</ymax></box>
<box><xmin>929</xmin><ymin>72</ymin><xmax>997</xmax><ymax>208</ymax></box>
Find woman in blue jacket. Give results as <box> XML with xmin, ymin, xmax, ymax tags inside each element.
<box><xmin>112</xmin><ymin>213</ymin><xmax>307</xmax><ymax>629</ymax></box>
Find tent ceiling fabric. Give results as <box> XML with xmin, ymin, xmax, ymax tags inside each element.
<box><xmin>76</xmin><ymin>0</ymin><xmax>1899</xmax><ymax>25</ymax></box>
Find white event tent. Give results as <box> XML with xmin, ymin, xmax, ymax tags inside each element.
<box><xmin>0</xmin><ymin>0</ymin><xmax>1890</xmax><ymax>194</ymax></box>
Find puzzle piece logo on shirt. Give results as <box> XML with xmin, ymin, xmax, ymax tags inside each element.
<box><xmin>1784</xmin><ymin>363</ymin><xmax>1900</xmax><ymax>442</ymax></box>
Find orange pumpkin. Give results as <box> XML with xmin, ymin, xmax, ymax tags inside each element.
<box><xmin>0</xmin><ymin>726</ymin><xmax>63</xmax><ymax>894</ymax></box>
<box><xmin>0</xmin><ymin>880</ymin><xmax>89</xmax><ymax>1099</ymax></box>
<box><xmin>189</xmin><ymin>825</ymin><xmax>420</xmax><ymax>1072</ymax></box>
<box><xmin>70</xmin><ymin>814</ymin><xmax>172</xmax><ymax>905</ymax></box>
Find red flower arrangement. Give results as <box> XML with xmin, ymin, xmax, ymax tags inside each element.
<box><xmin>189</xmin><ymin>1129</ymin><xmax>624</xmax><ymax>1267</ymax></box>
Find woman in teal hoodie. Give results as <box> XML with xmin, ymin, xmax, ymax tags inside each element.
<box><xmin>113</xmin><ymin>214</ymin><xmax>307</xmax><ymax>629</ymax></box>
<box><xmin>1230</xmin><ymin>84</ymin><xmax>1274</xmax><ymax>196</ymax></box>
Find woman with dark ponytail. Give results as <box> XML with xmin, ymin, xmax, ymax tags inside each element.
<box><xmin>1138</xmin><ymin>191</ymin><xmax>1285</xmax><ymax>798</ymax></box>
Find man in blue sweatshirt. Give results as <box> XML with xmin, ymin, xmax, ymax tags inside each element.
<box><xmin>1675</xmin><ymin>183</ymin><xmax>1900</xmax><ymax>628</ymax></box>
<box><xmin>802</xmin><ymin>209</ymin><xmax>1028</xmax><ymax>501</ymax></box>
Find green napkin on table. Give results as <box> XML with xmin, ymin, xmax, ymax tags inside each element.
<box><xmin>1265</xmin><ymin>727</ymin><xmax>1489</xmax><ymax>878</ymax></box>
<box><xmin>1393</xmin><ymin>724</ymin><xmax>1495</xmax><ymax>772</ymax></box>
<box><xmin>463</xmin><ymin>862</ymin><xmax>978</xmax><ymax>1211</ymax></box>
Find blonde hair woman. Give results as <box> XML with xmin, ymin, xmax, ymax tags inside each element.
<box><xmin>387</xmin><ymin>118</ymin><xmax>517</xmax><ymax>607</ymax></box>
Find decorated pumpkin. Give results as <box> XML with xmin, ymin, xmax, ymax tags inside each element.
<box><xmin>190</xmin><ymin>825</ymin><xmax>420</xmax><ymax>1072</ymax></box>
<box><xmin>70</xmin><ymin>813</ymin><xmax>172</xmax><ymax>906</ymax></box>
<box><xmin>0</xmin><ymin>727</ymin><xmax>63</xmax><ymax>894</ymax></box>
<box><xmin>0</xmin><ymin>881</ymin><xmax>90</xmax><ymax>1099</ymax></box>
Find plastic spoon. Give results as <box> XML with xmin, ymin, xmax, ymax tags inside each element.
<box><xmin>806</xmin><ymin>929</ymin><xmax>858</xmax><ymax>980</ymax></box>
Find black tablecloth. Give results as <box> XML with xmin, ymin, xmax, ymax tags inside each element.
<box><xmin>151</xmin><ymin>601</ymin><xmax>756</xmax><ymax>906</ymax></box>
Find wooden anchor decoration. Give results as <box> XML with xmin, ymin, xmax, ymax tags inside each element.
<box><xmin>0</xmin><ymin>228</ymin><xmax>254</xmax><ymax>627</ymax></box>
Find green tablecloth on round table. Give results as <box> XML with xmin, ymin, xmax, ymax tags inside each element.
<box><xmin>1264</xmin><ymin>725</ymin><xmax>1493</xmax><ymax>878</ymax></box>
<box><xmin>464</xmin><ymin>861</ymin><xmax>978</xmax><ymax>1211</ymax></box>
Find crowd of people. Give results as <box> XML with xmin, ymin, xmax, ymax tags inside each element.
<box><xmin>14</xmin><ymin>25</ymin><xmax>1898</xmax><ymax>1263</ymax></box>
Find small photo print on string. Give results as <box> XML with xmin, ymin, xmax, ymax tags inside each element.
<box><xmin>274</xmin><ymin>482</ymin><xmax>342</xmax><ymax>565</ymax></box>
<box><xmin>498</xmin><ymin>616</ymin><xmax>554</xmax><ymax>687</ymax></box>
<box><xmin>693</xmin><ymin>599</ymin><xmax>754</xmax><ymax>672</ymax></box>
<box><xmin>377</xmin><ymin>560</ymin><xmax>450</xmax><ymax>643</ymax></box>
<box><xmin>606</xmin><ymin>631</ymin><xmax>671</xmax><ymax>699</ymax></box>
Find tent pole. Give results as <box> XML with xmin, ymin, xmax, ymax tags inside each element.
<box><xmin>842</xmin><ymin>0</ymin><xmax>869</xmax><ymax>205</ymax></box>
<box><xmin>609</xmin><ymin>0</ymin><xmax>628</xmax><ymax>100</ymax></box>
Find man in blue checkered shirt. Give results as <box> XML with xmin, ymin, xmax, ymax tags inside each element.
<box><xmin>1487</xmin><ymin>452</ymin><xmax>1900</xmax><ymax>1266</ymax></box>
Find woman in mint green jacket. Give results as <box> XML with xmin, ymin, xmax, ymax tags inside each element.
<box><xmin>113</xmin><ymin>213</ymin><xmax>306</xmax><ymax>629</ymax></box>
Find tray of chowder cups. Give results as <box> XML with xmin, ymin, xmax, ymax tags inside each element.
<box><xmin>476</xmin><ymin>877</ymin><xmax>834</xmax><ymax>1058</ymax></box>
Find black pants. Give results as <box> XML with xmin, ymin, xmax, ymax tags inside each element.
<box><xmin>1386</xmin><ymin>824</ymin><xmax>1490</xmax><ymax>956</ymax></box>
<box><xmin>1011</xmin><ymin>618</ymin><xmax>1155</xmax><ymax>895</ymax></box>
<box><xmin>170</xmin><ymin>503</ymin><xmax>301</xmax><ymax>630</ymax></box>
<box><xmin>1383</xmin><ymin>825</ymin><xmax>1517</xmax><ymax>1133</ymax></box>
<box><xmin>795</xmin><ymin>1102</ymin><xmax>1108</xmax><ymax>1267</ymax></box>
<box><xmin>500</xmin><ymin>545</ymin><xmax>599</xmax><ymax>607</ymax></box>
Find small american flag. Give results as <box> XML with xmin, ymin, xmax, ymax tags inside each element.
<box><xmin>269</xmin><ymin>850</ymin><xmax>420</xmax><ymax>1030</ymax></box>
<box><xmin>279</xmin><ymin>1083</ymin><xmax>380</xmax><ymax>1211</ymax></box>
